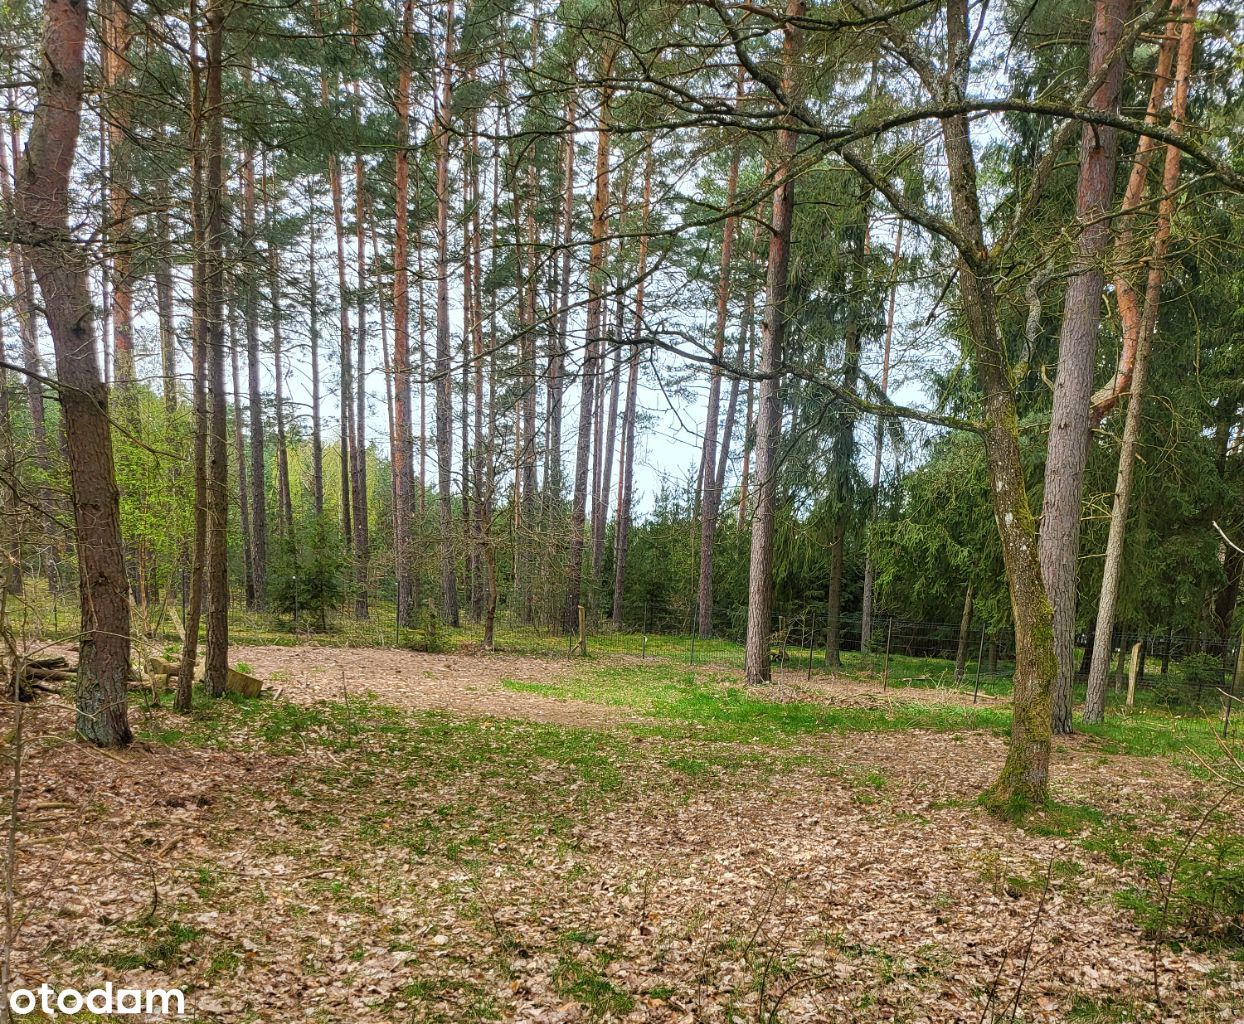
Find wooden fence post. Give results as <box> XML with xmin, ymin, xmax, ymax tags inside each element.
<box><xmin>882</xmin><ymin>618</ymin><xmax>893</xmax><ymax>691</ymax></box>
<box><xmin>1126</xmin><ymin>641</ymin><xmax>1142</xmax><ymax>707</ymax></box>
<box><xmin>578</xmin><ymin>604</ymin><xmax>587</xmax><ymax>657</ymax></box>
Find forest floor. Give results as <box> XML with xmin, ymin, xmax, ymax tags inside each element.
<box><xmin>6</xmin><ymin>642</ymin><xmax>1242</xmax><ymax>1023</ymax></box>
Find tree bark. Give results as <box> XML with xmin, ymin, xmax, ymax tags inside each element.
<box><xmin>308</xmin><ymin>197</ymin><xmax>325</xmax><ymax>517</ymax></box>
<box><xmin>178</xmin><ymin>11</ymin><xmax>208</xmax><ymax>712</ymax></box>
<box><xmin>155</xmin><ymin>205</ymin><xmax>178</xmax><ymax>415</ymax></box>
<box><xmin>1038</xmin><ymin>0</ymin><xmax>1130</xmax><ymax>735</ymax></box>
<box><xmin>825</xmin><ymin>200</ymin><xmax>867</xmax><ymax>668</ymax></box>
<box><xmin>940</xmin><ymin>0</ymin><xmax>1056</xmax><ymax>809</ymax></box>
<box><xmin>0</xmin><ymin>319</ymin><xmax>22</xmax><ymax>594</ymax></box>
<box><xmin>612</xmin><ymin>150</ymin><xmax>651</xmax><ymax>628</ymax></box>
<box><xmin>697</xmin><ymin>122</ymin><xmax>741</xmax><ymax>638</ymax></box>
<box><xmin>14</xmin><ymin>0</ymin><xmax>132</xmax><ymax>745</ymax></box>
<box><xmin>352</xmin><ymin>152</ymin><xmax>370</xmax><ymax>619</ymax></box>
<box><xmin>1084</xmin><ymin>0</ymin><xmax>1197</xmax><ymax>724</ymax></box>
<box><xmin>954</xmin><ymin>585</ymin><xmax>975</xmax><ymax>683</ymax></box>
<box><xmin>242</xmin><ymin>132</ymin><xmax>267</xmax><ymax>606</ymax></box>
<box><xmin>264</xmin><ymin>165</ymin><xmax>293</xmax><ymax>537</ymax></box>
<box><xmin>744</xmin><ymin>0</ymin><xmax>803</xmax><ymax>687</ymax></box>
<box><xmin>391</xmin><ymin>0</ymin><xmax>418</xmax><ymax>628</ymax></box>
<box><xmin>203</xmin><ymin>0</ymin><xmax>229</xmax><ymax>699</ymax></box>
<box><xmin>230</xmin><ymin>311</ymin><xmax>255</xmax><ymax>610</ymax></box>
<box><xmin>0</xmin><ymin>123</ymin><xmax>59</xmax><ymax>591</ymax></box>
<box><xmin>433</xmin><ymin>0</ymin><xmax>460</xmax><ymax>625</ymax></box>
<box><xmin>548</xmin><ymin>94</ymin><xmax>576</xmax><ymax>506</ymax></box>
<box><xmin>101</xmin><ymin>0</ymin><xmax>135</xmax><ymax>386</ymax></box>
<box><xmin>564</xmin><ymin>50</ymin><xmax>613</xmax><ymax>632</ymax></box>
<box><xmin>860</xmin><ymin>219</ymin><xmax>903</xmax><ymax>651</ymax></box>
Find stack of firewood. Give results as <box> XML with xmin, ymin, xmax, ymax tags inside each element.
<box><xmin>8</xmin><ymin>655</ymin><xmax>76</xmax><ymax>701</ymax></box>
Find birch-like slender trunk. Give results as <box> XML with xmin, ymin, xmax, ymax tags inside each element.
<box><xmin>1084</xmin><ymin>0</ymin><xmax>1197</xmax><ymax>723</ymax></box>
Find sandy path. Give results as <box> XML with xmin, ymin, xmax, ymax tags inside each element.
<box><xmin>230</xmin><ymin>644</ymin><xmax>634</xmax><ymax>728</ymax></box>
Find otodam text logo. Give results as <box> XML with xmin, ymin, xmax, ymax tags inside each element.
<box><xmin>7</xmin><ymin>983</ymin><xmax>185</xmax><ymax>1016</ymax></box>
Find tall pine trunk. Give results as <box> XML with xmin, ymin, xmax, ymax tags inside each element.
<box><xmin>353</xmin><ymin>153</ymin><xmax>370</xmax><ymax>618</ymax></box>
<box><xmin>564</xmin><ymin>51</ymin><xmax>613</xmax><ymax>631</ymax></box>
<box><xmin>178</xmin><ymin>14</ymin><xmax>208</xmax><ymax>711</ymax></box>
<box><xmin>611</xmin><ymin>150</ymin><xmax>651</xmax><ymax>627</ymax></box>
<box><xmin>697</xmin><ymin>133</ymin><xmax>740</xmax><ymax>638</ymax></box>
<box><xmin>308</xmin><ymin>198</ymin><xmax>325</xmax><ymax>517</ymax></box>
<box><xmin>264</xmin><ymin>165</ymin><xmax>293</xmax><ymax>536</ymax></box>
<box><xmin>860</xmin><ymin>220</ymin><xmax>903</xmax><ymax>650</ymax></box>
<box><xmin>433</xmin><ymin>0</ymin><xmax>460</xmax><ymax>625</ymax></box>
<box><xmin>242</xmin><ymin>133</ymin><xmax>267</xmax><ymax>605</ymax></box>
<box><xmin>14</xmin><ymin>0</ymin><xmax>131</xmax><ymax>745</ymax></box>
<box><xmin>744</xmin><ymin>1</ymin><xmax>803</xmax><ymax>686</ymax></box>
<box><xmin>391</xmin><ymin>0</ymin><xmax>418</xmax><ymax>627</ymax></box>
<box><xmin>203</xmin><ymin>0</ymin><xmax>230</xmax><ymax>699</ymax></box>
<box><xmin>824</xmin><ymin>201</ymin><xmax>867</xmax><ymax>668</ymax></box>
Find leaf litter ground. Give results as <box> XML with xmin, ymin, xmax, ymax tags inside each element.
<box><xmin>4</xmin><ymin>644</ymin><xmax>1240</xmax><ymax>1022</ymax></box>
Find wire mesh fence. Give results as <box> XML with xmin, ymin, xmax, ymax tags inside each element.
<box><xmin>474</xmin><ymin>599</ymin><xmax>1242</xmax><ymax>709</ymax></box>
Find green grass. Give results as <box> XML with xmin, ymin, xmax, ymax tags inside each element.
<box><xmin>500</xmin><ymin>661</ymin><xmax>1232</xmax><ymax>764</ymax></box>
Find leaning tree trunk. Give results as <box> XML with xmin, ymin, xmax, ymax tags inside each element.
<box><xmin>1</xmin><ymin>124</ymin><xmax>60</xmax><ymax>592</ymax></box>
<box><xmin>14</xmin><ymin>0</ymin><xmax>131</xmax><ymax>745</ymax></box>
<box><xmin>940</xmin><ymin>0</ymin><xmax>1056</xmax><ymax>810</ymax></box>
<box><xmin>1037</xmin><ymin>0</ymin><xmax>1129</xmax><ymax>735</ymax></box>
<box><xmin>1085</xmin><ymin>0</ymin><xmax>1197</xmax><ymax>724</ymax></box>
<box><xmin>744</xmin><ymin>0</ymin><xmax>803</xmax><ymax>687</ymax></box>
<box><xmin>0</xmin><ymin>327</ymin><xmax>21</xmax><ymax>594</ymax></box>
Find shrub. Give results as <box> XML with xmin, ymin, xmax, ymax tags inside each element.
<box><xmin>269</xmin><ymin>514</ymin><xmax>348</xmax><ymax>630</ymax></box>
<box><xmin>1180</xmin><ymin>652</ymin><xmax>1226</xmax><ymax>695</ymax></box>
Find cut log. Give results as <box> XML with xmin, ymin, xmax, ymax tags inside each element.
<box><xmin>147</xmin><ymin>656</ymin><xmax>181</xmax><ymax>677</ymax></box>
<box><xmin>26</xmin><ymin>655</ymin><xmax>70</xmax><ymax>670</ymax></box>
<box><xmin>226</xmin><ymin>668</ymin><xmax>263</xmax><ymax>699</ymax></box>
